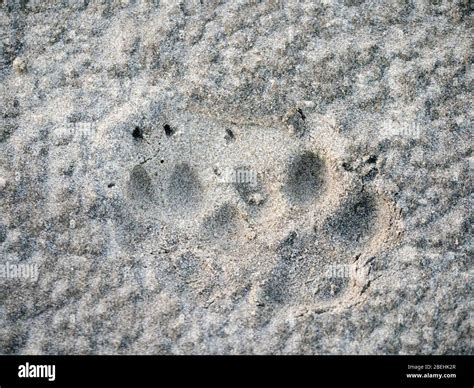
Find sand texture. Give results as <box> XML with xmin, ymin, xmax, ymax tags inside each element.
<box><xmin>0</xmin><ymin>0</ymin><xmax>472</xmax><ymax>354</ymax></box>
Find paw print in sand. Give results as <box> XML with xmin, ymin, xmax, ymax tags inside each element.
<box><xmin>123</xmin><ymin>112</ymin><xmax>401</xmax><ymax>312</ymax></box>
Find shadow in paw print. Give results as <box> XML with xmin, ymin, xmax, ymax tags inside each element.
<box><xmin>127</xmin><ymin>165</ymin><xmax>154</xmax><ymax>201</ymax></box>
<box><xmin>284</xmin><ymin>152</ymin><xmax>326</xmax><ymax>204</ymax></box>
<box><xmin>263</xmin><ymin>260</ymin><xmax>349</xmax><ymax>305</ymax></box>
<box><xmin>118</xmin><ymin>218</ymin><xmax>157</xmax><ymax>251</ymax></box>
<box><xmin>262</xmin><ymin>231</ymin><xmax>348</xmax><ymax>305</ymax></box>
<box><xmin>168</xmin><ymin>251</ymin><xmax>217</xmax><ymax>303</ymax></box>
<box><xmin>260</xmin><ymin>233</ymin><xmax>295</xmax><ymax>304</ymax></box>
<box><xmin>202</xmin><ymin>203</ymin><xmax>238</xmax><ymax>240</ymax></box>
<box><xmin>325</xmin><ymin>192</ymin><xmax>377</xmax><ymax>244</ymax></box>
<box><xmin>167</xmin><ymin>163</ymin><xmax>202</xmax><ymax>208</ymax></box>
<box><xmin>263</xmin><ymin>232</ymin><xmax>349</xmax><ymax>304</ymax></box>
<box><xmin>0</xmin><ymin>224</ymin><xmax>7</xmax><ymax>244</ymax></box>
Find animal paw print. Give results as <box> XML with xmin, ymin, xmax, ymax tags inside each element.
<box><xmin>123</xmin><ymin>112</ymin><xmax>401</xmax><ymax>311</ymax></box>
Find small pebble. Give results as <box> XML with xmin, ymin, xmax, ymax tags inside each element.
<box><xmin>13</xmin><ymin>57</ymin><xmax>27</xmax><ymax>74</ymax></box>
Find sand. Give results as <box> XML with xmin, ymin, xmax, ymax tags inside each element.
<box><xmin>0</xmin><ymin>0</ymin><xmax>472</xmax><ymax>354</ymax></box>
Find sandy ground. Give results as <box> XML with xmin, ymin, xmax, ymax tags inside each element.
<box><xmin>0</xmin><ymin>0</ymin><xmax>472</xmax><ymax>354</ymax></box>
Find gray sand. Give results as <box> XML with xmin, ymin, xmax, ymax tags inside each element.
<box><xmin>0</xmin><ymin>0</ymin><xmax>472</xmax><ymax>354</ymax></box>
